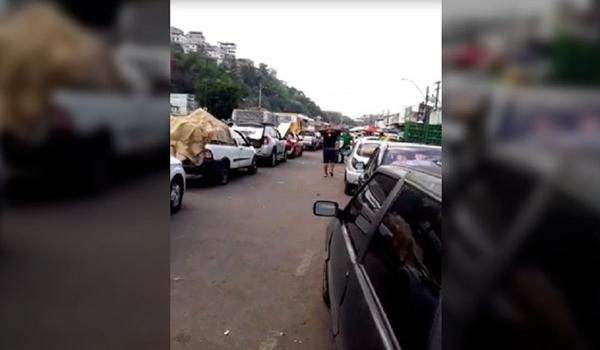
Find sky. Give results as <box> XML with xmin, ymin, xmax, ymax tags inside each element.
<box><xmin>171</xmin><ymin>1</ymin><xmax>441</xmax><ymax>119</ymax></box>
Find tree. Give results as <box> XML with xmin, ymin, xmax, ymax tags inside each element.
<box><xmin>197</xmin><ymin>78</ymin><xmax>243</xmax><ymax>120</ymax></box>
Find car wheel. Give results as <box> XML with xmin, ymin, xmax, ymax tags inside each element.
<box><xmin>248</xmin><ymin>157</ymin><xmax>258</xmax><ymax>175</ymax></box>
<box><xmin>269</xmin><ymin>150</ymin><xmax>277</xmax><ymax>167</ymax></box>
<box><xmin>170</xmin><ymin>177</ymin><xmax>183</xmax><ymax>213</ymax></box>
<box><xmin>218</xmin><ymin>162</ymin><xmax>230</xmax><ymax>185</ymax></box>
<box><xmin>322</xmin><ymin>260</ymin><xmax>331</xmax><ymax>307</ymax></box>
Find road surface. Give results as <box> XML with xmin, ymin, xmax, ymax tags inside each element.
<box><xmin>171</xmin><ymin>150</ymin><xmax>350</xmax><ymax>350</ymax></box>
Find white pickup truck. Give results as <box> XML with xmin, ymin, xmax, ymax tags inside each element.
<box><xmin>183</xmin><ymin>128</ymin><xmax>258</xmax><ymax>185</ymax></box>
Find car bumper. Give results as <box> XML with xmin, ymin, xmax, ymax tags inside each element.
<box><xmin>345</xmin><ymin>168</ymin><xmax>362</xmax><ymax>185</ymax></box>
<box><xmin>253</xmin><ymin>146</ymin><xmax>271</xmax><ymax>158</ymax></box>
<box><xmin>183</xmin><ymin>159</ymin><xmax>223</xmax><ymax>176</ymax></box>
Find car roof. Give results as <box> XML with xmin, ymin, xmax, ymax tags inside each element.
<box><xmin>384</xmin><ymin>142</ymin><xmax>441</xmax><ymax>150</ymax></box>
<box><xmin>233</xmin><ymin>122</ymin><xmax>271</xmax><ymax>127</ymax></box>
<box><xmin>358</xmin><ymin>138</ymin><xmax>382</xmax><ymax>144</ymax></box>
<box><xmin>377</xmin><ymin>165</ymin><xmax>442</xmax><ymax>200</ymax></box>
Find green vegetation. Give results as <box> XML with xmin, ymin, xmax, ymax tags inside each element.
<box><xmin>171</xmin><ymin>44</ymin><xmax>350</xmax><ymax>122</ymax></box>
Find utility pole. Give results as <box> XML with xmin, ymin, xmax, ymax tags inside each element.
<box><xmin>258</xmin><ymin>81</ymin><xmax>262</xmax><ymax>109</ymax></box>
<box><xmin>203</xmin><ymin>58</ymin><xmax>208</xmax><ymax>109</ymax></box>
<box><xmin>434</xmin><ymin>80</ymin><xmax>441</xmax><ymax>110</ymax></box>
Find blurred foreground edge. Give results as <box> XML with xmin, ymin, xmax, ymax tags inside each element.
<box><xmin>443</xmin><ymin>0</ymin><xmax>600</xmax><ymax>349</ymax></box>
<box><xmin>0</xmin><ymin>1</ymin><xmax>170</xmax><ymax>350</ymax></box>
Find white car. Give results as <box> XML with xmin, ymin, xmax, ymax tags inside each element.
<box><xmin>343</xmin><ymin>138</ymin><xmax>381</xmax><ymax>195</ymax></box>
<box><xmin>170</xmin><ymin>156</ymin><xmax>186</xmax><ymax>213</ymax></box>
<box><xmin>232</xmin><ymin>123</ymin><xmax>286</xmax><ymax>167</ymax></box>
<box><xmin>184</xmin><ymin>128</ymin><xmax>258</xmax><ymax>185</ymax></box>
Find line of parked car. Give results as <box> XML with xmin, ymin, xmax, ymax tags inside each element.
<box><xmin>170</xmin><ymin>122</ymin><xmax>323</xmax><ymax>213</ymax></box>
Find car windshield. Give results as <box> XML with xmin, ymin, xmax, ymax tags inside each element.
<box><xmin>357</xmin><ymin>142</ymin><xmax>380</xmax><ymax>157</ymax></box>
<box><xmin>382</xmin><ymin>147</ymin><xmax>441</xmax><ymax>166</ymax></box>
<box><xmin>233</xmin><ymin>126</ymin><xmax>263</xmax><ymax>140</ymax></box>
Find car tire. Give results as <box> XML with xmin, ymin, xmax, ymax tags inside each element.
<box><xmin>322</xmin><ymin>260</ymin><xmax>331</xmax><ymax>307</ymax></box>
<box><xmin>218</xmin><ymin>162</ymin><xmax>230</xmax><ymax>185</ymax></box>
<box><xmin>269</xmin><ymin>150</ymin><xmax>277</xmax><ymax>167</ymax></box>
<box><xmin>170</xmin><ymin>177</ymin><xmax>183</xmax><ymax>213</ymax></box>
<box><xmin>248</xmin><ymin>157</ymin><xmax>258</xmax><ymax>175</ymax></box>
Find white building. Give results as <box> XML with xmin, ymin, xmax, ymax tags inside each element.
<box><xmin>170</xmin><ymin>26</ymin><xmax>186</xmax><ymax>44</ymax></box>
<box><xmin>182</xmin><ymin>43</ymin><xmax>198</xmax><ymax>54</ymax></box>
<box><xmin>186</xmin><ymin>31</ymin><xmax>206</xmax><ymax>46</ymax></box>
<box><xmin>171</xmin><ymin>93</ymin><xmax>198</xmax><ymax>115</ymax></box>
<box><xmin>218</xmin><ymin>42</ymin><xmax>236</xmax><ymax>56</ymax></box>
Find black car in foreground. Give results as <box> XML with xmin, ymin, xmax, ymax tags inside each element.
<box><xmin>314</xmin><ymin>165</ymin><xmax>441</xmax><ymax>350</ymax></box>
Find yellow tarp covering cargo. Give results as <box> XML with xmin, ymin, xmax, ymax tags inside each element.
<box><xmin>170</xmin><ymin>109</ymin><xmax>233</xmax><ymax>164</ymax></box>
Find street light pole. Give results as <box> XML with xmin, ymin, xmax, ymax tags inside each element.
<box><xmin>400</xmin><ymin>77</ymin><xmax>426</xmax><ymax>101</ymax></box>
<box><xmin>258</xmin><ymin>81</ymin><xmax>262</xmax><ymax>109</ymax></box>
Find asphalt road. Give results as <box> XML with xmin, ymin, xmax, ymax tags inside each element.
<box><xmin>170</xmin><ymin>150</ymin><xmax>350</xmax><ymax>350</ymax></box>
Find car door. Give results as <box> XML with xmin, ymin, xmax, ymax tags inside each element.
<box><xmin>339</xmin><ymin>182</ymin><xmax>442</xmax><ymax>350</ymax></box>
<box><xmin>329</xmin><ymin>173</ymin><xmax>398</xmax><ymax>344</ymax></box>
<box><xmin>273</xmin><ymin>128</ymin><xmax>285</xmax><ymax>156</ymax></box>
<box><xmin>232</xmin><ymin>130</ymin><xmax>253</xmax><ymax>167</ymax></box>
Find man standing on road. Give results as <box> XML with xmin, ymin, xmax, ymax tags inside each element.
<box><xmin>320</xmin><ymin>126</ymin><xmax>341</xmax><ymax>177</ymax></box>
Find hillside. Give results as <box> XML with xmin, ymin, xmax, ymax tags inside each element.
<box><xmin>170</xmin><ymin>43</ymin><xmax>333</xmax><ymax>121</ymax></box>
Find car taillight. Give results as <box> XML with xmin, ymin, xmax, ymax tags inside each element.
<box><xmin>263</xmin><ymin>137</ymin><xmax>269</xmax><ymax>145</ymax></box>
<box><xmin>202</xmin><ymin>149</ymin><xmax>213</xmax><ymax>160</ymax></box>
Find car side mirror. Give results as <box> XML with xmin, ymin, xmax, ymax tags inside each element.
<box><xmin>313</xmin><ymin>201</ymin><xmax>339</xmax><ymax>217</ymax></box>
<box><xmin>355</xmin><ymin>162</ymin><xmax>365</xmax><ymax>170</ymax></box>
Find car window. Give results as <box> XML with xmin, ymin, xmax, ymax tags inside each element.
<box><xmin>362</xmin><ymin>184</ymin><xmax>441</xmax><ymax>350</ymax></box>
<box><xmin>274</xmin><ymin>129</ymin><xmax>282</xmax><ymax>139</ymax></box>
<box><xmin>357</xmin><ymin>142</ymin><xmax>380</xmax><ymax>157</ymax></box>
<box><xmin>234</xmin><ymin>126</ymin><xmax>263</xmax><ymax>140</ymax></box>
<box><xmin>344</xmin><ymin>173</ymin><xmax>397</xmax><ymax>252</ymax></box>
<box><xmin>232</xmin><ymin>131</ymin><xmax>248</xmax><ymax>146</ymax></box>
<box><xmin>382</xmin><ymin>147</ymin><xmax>442</xmax><ymax>167</ymax></box>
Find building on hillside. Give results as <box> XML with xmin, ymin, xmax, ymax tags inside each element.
<box><xmin>237</xmin><ymin>58</ymin><xmax>254</xmax><ymax>68</ymax></box>
<box><xmin>206</xmin><ymin>44</ymin><xmax>222</xmax><ymax>62</ymax></box>
<box><xmin>218</xmin><ymin>42</ymin><xmax>237</xmax><ymax>56</ymax></box>
<box><xmin>171</xmin><ymin>93</ymin><xmax>198</xmax><ymax>115</ymax></box>
<box><xmin>170</xmin><ymin>26</ymin><xmax>186</xmax><ymax>44</ymax></box>
<box><xmin>186</xmin><ymin>31</ymin><xmax>206</xmax><ymax>46</ymax></box>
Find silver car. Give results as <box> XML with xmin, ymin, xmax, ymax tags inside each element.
<box><xmin>343</xmin><ymin>138</ymin><xmax>381</xmax><ymax>195</ymax></box>
<box><xmin>232</xmin><ymin>123</ymin><xmax>287</xmax><ymax>167</ymax></box>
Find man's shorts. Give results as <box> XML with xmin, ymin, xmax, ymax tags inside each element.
<box><xmin>323</xmin><ymin>148</ymin><xmax>338</xmax><ymax>163</ymax></box>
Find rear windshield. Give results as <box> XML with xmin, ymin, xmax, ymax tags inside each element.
<box><xmin>357</xmin><ymin>142</ymin><xmax>380</xmax><ymax>157</ymax></box>
<box><xmin>382</xmin><ymin>147</ymin><xmax>441</xmax><ymax>166</ymax></box>
<box><xmin>233</xmin><ymin>126</ymin><xmax>263</xmax><ymax>140</ymax></box>
<box><xmin>300</xmin><ymin>131</ymin><xmax>315</xmax><ymax>136</ymax></box>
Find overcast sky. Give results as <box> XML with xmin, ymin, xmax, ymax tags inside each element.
<box><xmin>171</xmin><ymin>1</ymin><xmax>441</xmax><ymax>119</ymax></box>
